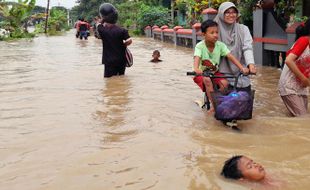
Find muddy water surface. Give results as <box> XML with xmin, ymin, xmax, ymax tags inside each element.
<box><xmin>0</xmin><ymin>31</ymin><xmax>310</xmax><ymax>190</ymax></box>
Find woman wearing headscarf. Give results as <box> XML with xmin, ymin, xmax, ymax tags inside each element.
<box><xmin>214</xmin><ymin>2</ymin><xmax>256</xmax><ymax>91</ymax></box>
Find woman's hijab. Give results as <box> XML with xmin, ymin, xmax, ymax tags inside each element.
<box><xmin>214</xmin><ymin>2</ymin><xmax>243</xmax><ymax>73</ymax></box>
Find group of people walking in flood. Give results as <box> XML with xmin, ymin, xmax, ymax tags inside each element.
<box><xmin>76</xmin><ymin>1</ymin><xmax>309</xmax><ymax>189</ymax></box>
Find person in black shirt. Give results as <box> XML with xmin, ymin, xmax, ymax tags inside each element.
<box><xmin>97</xmin><ymin>3</ymin><xmax>132</xmax><ymax>78</ymax></box>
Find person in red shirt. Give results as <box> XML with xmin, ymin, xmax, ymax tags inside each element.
<box><xmin>77</xmin><ymin>18</ymin><xmax>90</xmax><ymax>40</ymax></box>
<box><xmin>278</xmin><ymin>19</ymin><xmax>310</xmax><ymax>116</ymax></box>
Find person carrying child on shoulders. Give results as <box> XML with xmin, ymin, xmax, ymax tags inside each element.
<box><xmin>77</xmin><ymin>18</ymin><xmax>90</xmax><ymax>40</ymax></box>
<box><xmin>193</xmin><ymin>19</ymin><xmax>249</xmax><ymax>113</ymax></box>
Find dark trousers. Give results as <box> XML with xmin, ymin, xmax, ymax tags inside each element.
<box><xmin>104</xmin><ymin>64</ymin><xmax>126</xmax><ymax>78</ymax></box>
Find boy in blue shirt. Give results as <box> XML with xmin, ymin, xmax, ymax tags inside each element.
<box><xmin>193</xmin><ymin>20</ymin><xmax>248</xmax><ymax>113</ymax></box>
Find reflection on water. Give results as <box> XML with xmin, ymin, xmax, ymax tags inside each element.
<box><xmin>0</xmin><ymin>31</ymin><xmax>310</xmax><ymax>190</ymax></box>
<box><xmin>97</xmin><ymin>77</ymin><xmax>131</xmax><ymax>126</ymax></box>
<box><xmin>95</xmin><ymin>76</ymin><xmax>138</xmax><ymax>144</ymax></box>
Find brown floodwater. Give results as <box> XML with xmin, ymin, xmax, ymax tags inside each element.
<box><xmin>0</xmin><ymin>31</ymin><xmax>310</xmax><ymax>190</ymax></box>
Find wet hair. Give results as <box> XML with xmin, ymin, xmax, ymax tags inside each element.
<box><xmin>295</xmin><ymin>18</ymin><xmax>310</xmax><ymax>41</ymax></box>
<box><xmin>201</xmin><ymin>19</ymin><xmax>218</xmax><ymax>33</ymax></box>
<box><xmin>221</xmin><ymin>155</ymin><xmax>243</xmax><ymax>180</ymax></box>
<box><xmin>153</xmin><ymin>50</ymin><xmax>160</xmax><ymax>55</ymax></box>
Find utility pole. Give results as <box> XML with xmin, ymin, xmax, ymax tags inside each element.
<box><xmin>171</xmin><ymin>0</ymin><xmax>174</xmax><ymax>24</ymax></box>
<box><xmin>67</xmin><ymin>9</ymin><xmax>70</xmax><ymax>27</ymax></box>
<box><xmin>44</xmin><ymin>0</ymin><xmax>50</xmax><ymax>33</ymax></box>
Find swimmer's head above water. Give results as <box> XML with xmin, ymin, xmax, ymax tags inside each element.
<box><xmin>221</xmin><ymin>155</ymin><xmax>266</xmax><ymax>182</ymax></box>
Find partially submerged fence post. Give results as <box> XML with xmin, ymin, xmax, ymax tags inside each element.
<box><xmin>202</xmin><ymin>8</ymin><xmax>218</xmax><ymax>21</ymax></box>
<box><xmin>192</xmin><ymin>23</ymin><xmax>201</xmax><ymax>48</ymax></box>
<box><xmin>173</xmin><ymin>26</ymin><xmax>183</xmax><ymax>45</ymax></box>
<box><xmin>144</xmin><ymin>26</ymin><xmax>152</xmax><ymax>37</ymax></box>
<box><xmin>160</xmin><ymin>25</ymin><xmax>168</xmax><ymax>42</ymax></box>
<box><xmin>152</xmin><ymin>25</ymin><xmax>159</xmax><ymax>38</ymax></box>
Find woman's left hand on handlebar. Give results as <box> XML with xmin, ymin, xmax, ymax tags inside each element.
<box><xmin>240</xmin><ymin>67</ymin><xmax>249</xmax><ymax>75</ymax></box>
<box><xmin>248</xmin><ymin>64</ymin><xmax>257</xmax><ymax>74</ymax></box>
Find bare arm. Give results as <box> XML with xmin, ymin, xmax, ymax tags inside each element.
<box><xmin>193</xmin><ymin>56</ymin><xmax>202</xmax><ymax>74</ymax></box>
<box><xmin>285</xmin><ymin>53</ymin><xmax>310</xmax><ymax>87</ymax></box>
<box><xmin>226</xmin><ymin>53</ymin><xmax>249</xmax><ymax>74</ymax></box>
<box><xmin>124</xmin><ymin>38</ymin><xmax>132</xmax><ymax>47</ymax></box>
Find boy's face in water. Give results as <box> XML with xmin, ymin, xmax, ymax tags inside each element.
<box><xmin>238</xmin><ymin>156</ymin><xmax>266</xmax><ymax>181</ymax></box>
<box><xmin>203</xmin><ymin>26</ymin><xmax>218</xmax><ymax>44</ymax></box>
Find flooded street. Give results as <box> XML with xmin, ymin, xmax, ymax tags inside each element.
<box><xmin>1</xmin><ymin>30</ymin><xmax>310</xmax><ymax>190</ymax></box>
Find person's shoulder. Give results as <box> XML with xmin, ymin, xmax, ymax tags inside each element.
<box><xmin>195</xmin><ymin>40</ymin><xmax>206</xmax><ymax>48</ymax></box>
<box><xmin>113</xmin><ymin>24</ymin><xmax>125</xmax><ymax>30</ymax></box>
<box><xmin>289</xmin><ymin>36</ymin><xmax>309</xmax><ymax>55</ymax></box>
<box><xmin>236</xmin><ymin>23</ymin><xmax>249</xmax><ymax>29</ymax></box>
<box><xmin>112</xmin><ymin>25</ymin><xmax>128</xmax><ymax>32</ymax></box>
<box><xmin>150</xmin><ymin>59</ymin><xmax>163</xmax><ymax>63</ymax></box>
<box><xmin>296</xmin><ymin>36</ymin><xmax>309</xmax><ymax>44</ymax></box>
<box><xmin>121</xmin><ymin>27</ymin><xmax>129</xmax><ymax>33</ymax></box>
<box><xmin>216</xmin><ymin>40</ymin><xmax>225</xmax><ymax>45</ymax></box>
<box><xmin>216</xmin><ymin>41</ymin><xmax>228</xmax><ymax>48</ymax></box>
<box><xmin>236</xmin><ymin>23</ymin><xmax>251</xmax><ymax>33</ymax></box>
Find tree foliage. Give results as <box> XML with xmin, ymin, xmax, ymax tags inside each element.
<box><xmin>34</xmin><ymin>7</ymin><xmax>69</xmax><ymax>35</ymax></box>
<box><xmin>48</xmin><ymin>8</ymin><xmax>68</xmax><ymax>32</ymax></box>
<box><xmin>137</xmin><ymin>4</ymin><xmax>169</xmax><ymax>29</ymax></box>
<box><xmin>116</xmin><ymin>1</ymin><xmax>144</xmax><ymax>29</ymax></box>
<box><xmin>70</xmin><ymin>0</ymin><xmax>126</xmax><ymax>22</ymax></box>
<box><xmin>71</xmin><ymin>0</ymin><xmax>170</xmax><ymax>34</ymax></box>
<box><xmin>175</xmin><ymin>0</ymin><xmax>237</xmax><ymax>24</ymax></box>
<box><xmin>0</xmin><ymin>0</ymin><xmax>36</xmax><ymax>39</ymax></box>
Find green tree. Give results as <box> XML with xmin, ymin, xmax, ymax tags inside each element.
<box><xmin>117</xmin><ymin>1</ymin><xmax>144</xmax><ymax>30</ymax></box>
<box><xmin>0</xmin><ymin>0</ymin><xmax>36</xmax><ymax>38</ymax></box>
<box><xmin>70</xmin><ymin>0</ymin><xmax>126</xmax><ymax>22</ymax></box>
<box><xmin>48</xmin><ymin>8</ymin><xmax>68</xmax><ymax>32</ymax></box>
<box><xmin>137</xmin><ymin>4</ymin><xmax>170</xmax><ymax>30</ymax></box>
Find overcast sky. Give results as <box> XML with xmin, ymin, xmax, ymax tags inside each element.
<box><xmin>35</xmin><ymin>0</ymin><xmax>78</xmax><ymax>9</ymax></box>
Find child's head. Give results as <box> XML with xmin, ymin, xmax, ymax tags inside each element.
<box><xmin>201</xmin><ymin>20</ymin><xmax>219</xmax><ymax>44</ymax></box>
<box><xmin>152</xmin><ymin>50</ymin><xmax>160</xmax><ymax>59</ymax></box>
<box><xmin>295</xmin><ymin>18</ymin><xmax>310</xmax><ymax>41</ymax></box>
<box><xmin>221</xmin><ymin>155</ymin><xmax>266</xmax><ymax>182</ymax></box>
